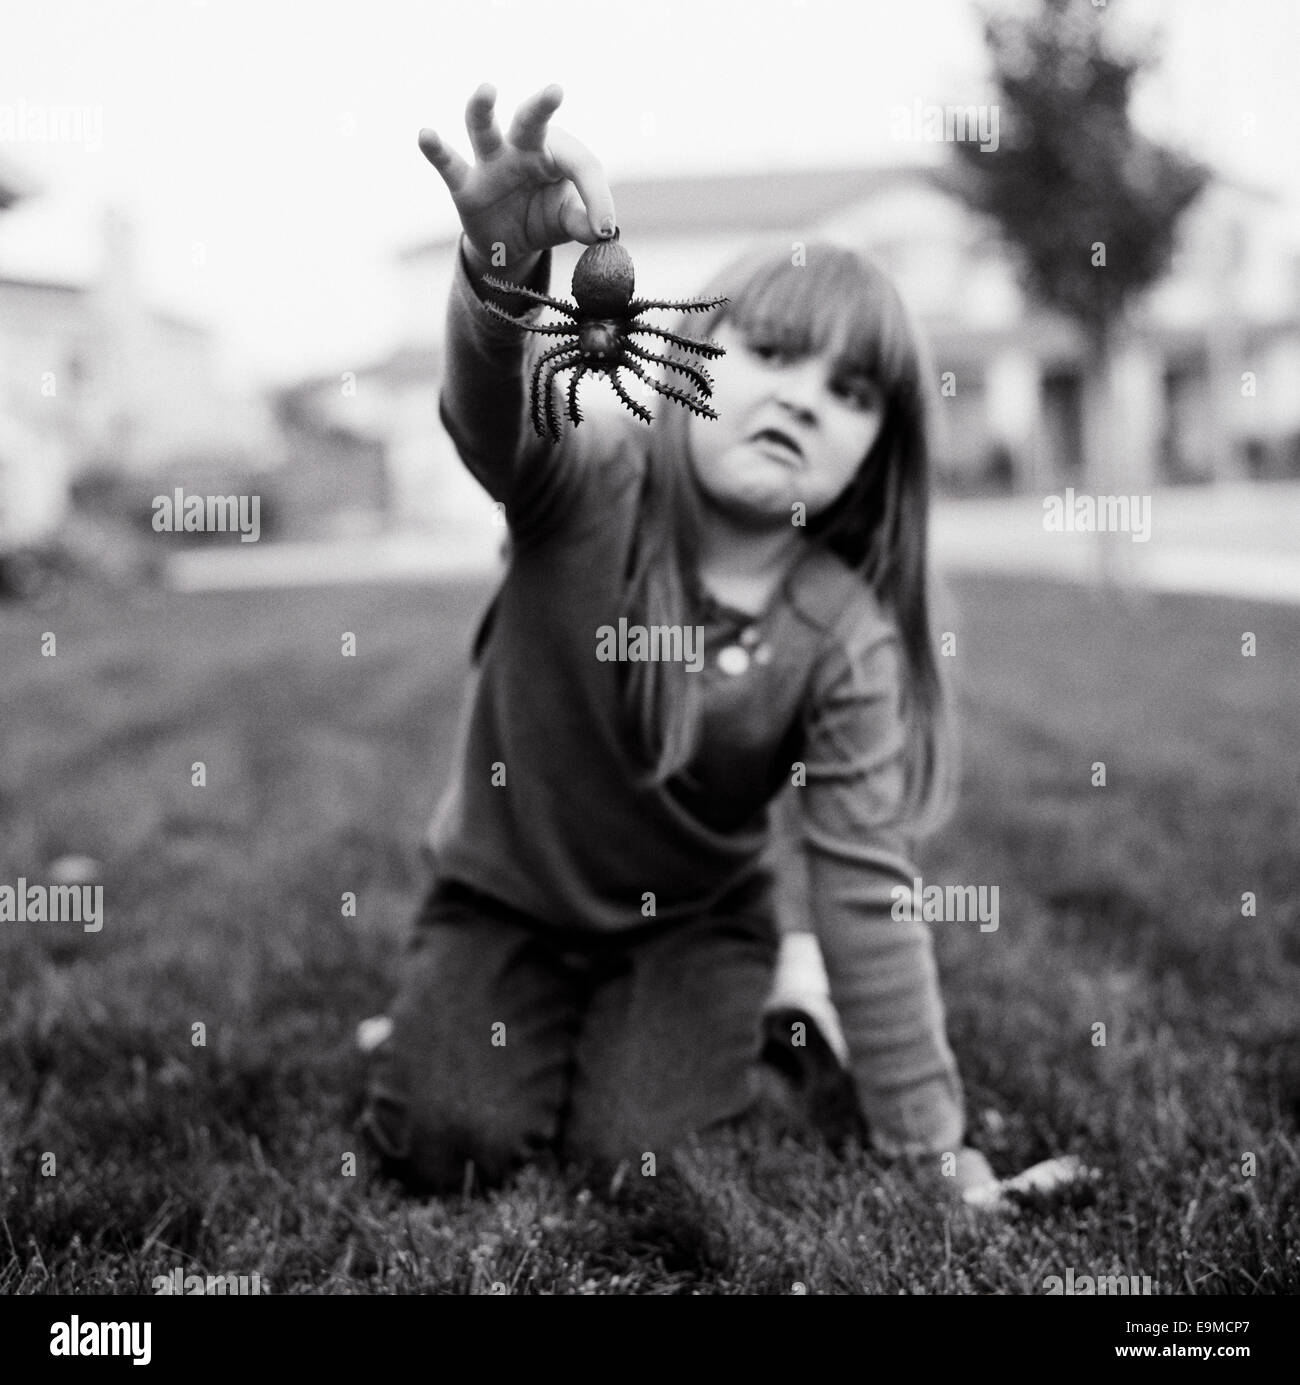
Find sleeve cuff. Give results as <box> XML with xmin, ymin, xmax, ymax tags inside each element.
<box><xmin>453</xmin><ymin>235</ymin><xmax>554</xmax><ymax>324</ymax></box>
<box><xmin>860</xmin><ymin>1073</ymin><xmax>966</xmax><ymax>1158</ymax></box>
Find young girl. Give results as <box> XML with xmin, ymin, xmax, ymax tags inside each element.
<box><xmin>361</xmin><ymin>82</ymin><xmax>996</xmax><ymax>1201</ymax></box>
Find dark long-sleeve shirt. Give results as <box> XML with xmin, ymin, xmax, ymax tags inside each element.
<box><xmin>425</xmin><ymin>238</ymin><xmax>965</xmax><ymax>1155</ymax></box>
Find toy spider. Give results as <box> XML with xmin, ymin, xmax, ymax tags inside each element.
<box><xmin>479</xmin><ymin>229</ymin><xmax>728</xmax><ymax>441</ymax></box>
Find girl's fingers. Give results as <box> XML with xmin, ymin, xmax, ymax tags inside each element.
<box><xmin>416</xmin><ymin>128</ymin><xmax>470</xmax><ymax>194</ymax></box>
<box><xmin>546</xmin><ymin>127</ymin><xmax>616</xmax><ymax>240</ymax></box>
<box><xmin>464</xmin><ymin>82</ymin><xmax>504</xmax><ymax>161</ymax></box>
<box><xmin>431</xmin><ymin>84</ymin><xmax>613</xmax><ymax>245</ymax></box>
<box><xmin>507</xmin><ymin>83</ymin><xmax>564</xmax><ymax>154</ymax></box>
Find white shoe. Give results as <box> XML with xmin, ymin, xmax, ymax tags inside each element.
<box><xmin>763</xmin><ymin>933</ymin><xmax>849</xmax><ymax>1068</ymax></box>
<box><xmin>356</xmin><ymin>1015</ymin><xmax>394</xmax><ymax>1054</ymax></box>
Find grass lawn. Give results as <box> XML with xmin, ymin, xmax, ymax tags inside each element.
<box><xmin>0</xmin><ymin>571</ymin><xmax>1297</xmax><ymax>1294</ymax></box>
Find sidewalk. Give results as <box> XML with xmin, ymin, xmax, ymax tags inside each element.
<box><xmin>165</xmin><ymin>481</ymin><xmax>1300</xmax><ymax>605</ymax></box>
<box><xmin>930</xmin><ymin>480</ymin><xmax>1300</xmax><ymax>603</ymax></box>
<box><xmin>165</xmin><ymin>527</ymin><xmax>503</xmax><ymax>592</ymax></box>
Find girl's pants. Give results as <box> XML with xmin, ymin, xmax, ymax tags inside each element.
<box><xmin>361</xmin><ymin>875</ymin><xmax>778</xmax><ymax>1192</ymax></box>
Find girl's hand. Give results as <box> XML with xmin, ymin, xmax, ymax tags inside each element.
<box><xmin>961</xmin><ymin>1154</ymin><xmax>1099</xmax><ymax>1214</ymax></box>
<box><xmin>418</xmin><ymin>83</ymin><xmax>616</xmax><ymax>278</ymax></box>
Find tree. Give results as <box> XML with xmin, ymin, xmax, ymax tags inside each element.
<box><xmin>953</xmin><ymin>0</ymin><xmax>1209</xmax><ymax>573</ymax></box>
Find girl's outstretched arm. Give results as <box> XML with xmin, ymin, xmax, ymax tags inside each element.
<box><xmin>438</xmin><ymin>236</ymin><xmax>564</xmax><ymax>515</ymax></box>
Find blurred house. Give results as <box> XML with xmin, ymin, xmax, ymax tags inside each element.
<box><xmin>270</xmin><ymin>360</ymin><xmax>402</xmax><ymax>537</ymax></box>
<box><xmin>276</xmin><ymin>322</ymin><xmax>477</xmax><ymax>536</ymax></box>
<box><xmin>0</xmin><ymin>155</ymin><xmax>69</xmax><ymax>545</ymax></box>
<box><xmin>380</xmin><ymin>160</ymin><xmax>1300</xmax><ymax>547</ymax></box>
<box><xmin>0</xmin><ymin>173</ymin><xmax>259</xmax><ymax>546</ymax></box>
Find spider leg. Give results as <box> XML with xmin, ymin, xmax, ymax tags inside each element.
<box><xmin>535</xmin><ymin>351</ymin><xmax>581</xmax><ymax>440</ymax></box>
<box><xmin>530</xmin><ymin>344</ymin><xmax>581</xmax><ymax>438</ymax></box>
<box><xmin>605</xmin><ymin>365</ymin><xmax>654</xmax><ymax>426</ymax></box>
<box><xmin>621</xmin><ymin>356</ymin><xmax>720</xmax><ymax>422</ymax></box>
<box><xmin>566</xmin><ymin>364</ymin><xmax>585</xmax><ymax>428</ymax></box>
<box><xmin>479</xmin><ymin>298</ymin><xmax>580</xmax><ymax>336</ymax></box>
<box><xmin>624</xmin><ymin>341</ymin><xmax>714</xmax><ymax>397</ymax></box>
<box><xmin>627</xmin><ymin>294</ymin><xmax>729</xmax><ymax>316</ymax></box>
<box><xmin>479</xmin><ymin>276</ymin><xmax>579</xmax><ymax>318</ymax></box>
<box><xmin>626</xmin><ymin>323</ymin><xmax>727</xmax><ymax>359</ymax></box>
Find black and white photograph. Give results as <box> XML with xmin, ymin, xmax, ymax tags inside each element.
<box><xmin>1</xmin><ymin>0</ymin><xmax>1296</xmax><ymax>1351</ymax></box>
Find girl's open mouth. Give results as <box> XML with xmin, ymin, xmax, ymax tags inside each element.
<box><xmin>749</xmin><ymin>427</ymin><xmax>803</xmax><ymax>463</ymax></box>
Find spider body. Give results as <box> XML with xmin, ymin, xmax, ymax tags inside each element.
<box><xmin>578</xmin><ymin>319</ymin><xmax>621</xmax><ymax>360</ymax></box>
<box><xmin>479</xmin><ymin>230</ymin><xmax>728</xmax><ymax>441</ymax></box>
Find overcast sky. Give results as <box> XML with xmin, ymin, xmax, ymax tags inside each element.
<box><xmin>2</xmin><ymin>0</ymin><xmax>1298</xmax><ymax>390</ymax></box>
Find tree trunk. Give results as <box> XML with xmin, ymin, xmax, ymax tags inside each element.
<box><xmin>1079</xmin><ymin>320</ymin><xmax>1138</xmax><ymax>592</ymax></box>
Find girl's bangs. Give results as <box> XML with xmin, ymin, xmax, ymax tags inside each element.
<box><xmin>717</xmin><ymin>245</ymin><xmax>920</xmax><ymax>395</ymax></box>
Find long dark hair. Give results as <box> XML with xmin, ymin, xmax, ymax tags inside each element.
<box><xmin>621</xmin><ymin>239</ymin><xmax>956</xmax><ymax>836</ymax></box>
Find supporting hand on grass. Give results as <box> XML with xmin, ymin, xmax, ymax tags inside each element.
<box><xmin>961</xmin><ymin>1154</ymin><xmax>1099</xmax><ymax>1215</ymax></box>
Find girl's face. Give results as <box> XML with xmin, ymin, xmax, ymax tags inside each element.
<box><xmin>686</xmin><ymin>322</ymin><xmax>888</xmax><ymax>528</ymax></box>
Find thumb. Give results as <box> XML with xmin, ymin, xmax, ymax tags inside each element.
<box><xmin>546</xmin><ymin>127</ymin><xmax>616</xmax><ymax>242</ymax></box>
<box><xmin>554</xmin><ymin>184</ymin><xmax>606</xmax><ymax>247</ymax></box>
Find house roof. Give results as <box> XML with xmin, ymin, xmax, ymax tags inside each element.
<box><xmin>274</xmin><ymin>342</ymin><xmax>440</xmax><ymax>405</ymax></box>
<box><xmin>151</xmin><ymin>308</ymin><xmax>213</xmax><ymax>337</ymax></box>
<box><xmin>601</xmin><ymin>162</ymin><xmax>966</xmax><ymax>234</ymax></box>
<box><xmin>0</xmin><ymin>273</ymin><xmax>82</xmax><ymax>295</ymax></box>
<box><xmin>399</xmin><ymin>161</ymin><xmax>967</xmax><ymax>259</ymax></box>
<box><xmin>397</xmin><ymin>153</ymin><xmax>1268</xmax><ymax>266</ymax></box>
<box><xmin>0</xmin><ymin>273</ymin><xmax>211</xmax><ymax>339</ymax></box>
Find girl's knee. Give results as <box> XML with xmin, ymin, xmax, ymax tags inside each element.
<box><xmin>362</xmin><ymin>1073</ymin><xmax>552</xmax><ymax>1194</ymax></box>
<box><xmin>561</xmin><ymin>1096</ymin><xmax>746</xmax><ymax>1174</ymax></box>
